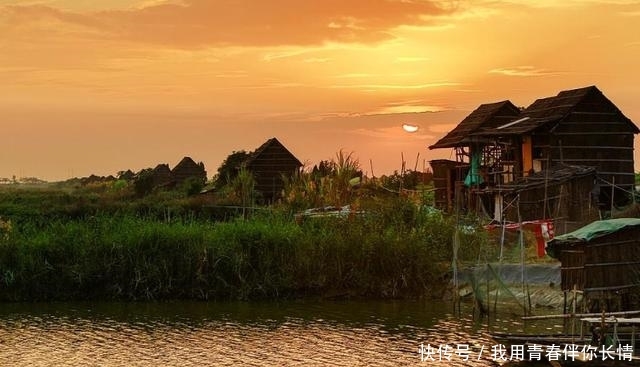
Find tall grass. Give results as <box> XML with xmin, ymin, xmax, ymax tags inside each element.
<box><xmin>0</xmin><ymin>197</ymin><xmax>486</xmax><ymax>301</ymax></box>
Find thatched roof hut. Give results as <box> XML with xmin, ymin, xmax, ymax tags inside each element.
<box><xmin>244</xmin><ymin>137</ymin><xmax>302</xmax><ymax>203</ymax></box>
<box><xmin>171</xmin><ymin>157</ymin><xmax>207</xmax><ymax>185</ymax></box>
<box><xmin>429</xmin><ymin>86</ymin><xmax>639</xmax><ymax>225</ymax></box>
<box><xmin>151</xmin><ymin>164</ymin><xmax>172</xmax><ymax>187</ymax></box>
<box><xmin>480</xmin><ymin>86</ymin><xmax>639</xmax><ymax>196</ymax></box>
<box><xmin>429</xmin><ymin>100</ymin><xmax>521</xmax><ymax>149</ymax></box>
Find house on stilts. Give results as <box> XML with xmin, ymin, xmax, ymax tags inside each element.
<box><xmin>547</xmin><ymin>218</ymin><xmax>640</xmax><ymax>312</ymax></box>
<box><xmin>429</xmin><ymin>86</ymin><xmax>639</xmax><ymax>234</ymax></box>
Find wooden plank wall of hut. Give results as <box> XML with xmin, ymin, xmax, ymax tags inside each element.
<box><xmin>551</xmin><ymin>107</ymin><xmax>636</xmax><ymax>191</ymax></box>
<box><xmin>431</xmin><ymin>161</ymin><xmax>451</xmax><ymax>210</ymax></box>
<box><xmin>248</xmin><ymin>149</ymin><xmax>301</xmax><ymax>202</ymax></box>
<box><xmin>585</xmin><ymin>228</ymin><xmax>640</xmax><ymax>291</ymax></box>
<box><xmin>502</xmin><ymin>182</ymin><xmax>568</xmax><ymax>231</ymax></box>
<box><xmin>430</xmin><ymin>160</ymin><xmax>462</xmax><ymax>211</ymax></box>
<box><xmin>559</xmin><ymin>246</ymin><xmax>586</xmax><ymax>292</ymax></box>
<box><xmin>567</xmin><ymin>174</ymin><xmax>600</xmax><ymax>233</ymax></box>
<box><xmin>501</xmin><ymin>174</ymin><xmax>597</xmax><ymax>235</ymax></box>
<box><xmin>584</xmin><ymin>227</ymin><xmax>640</xmax><ymax>311</ymax></box>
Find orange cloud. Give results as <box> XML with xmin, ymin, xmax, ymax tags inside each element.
<box><xmin>489</xmin><ymin>66</ymin><xmax>563</xmax><ymax>77</ymax></box>
<box><xmin>1</xmin><ymin>0</ymin><xmax>458</xmax><ymax>48</ymax></box>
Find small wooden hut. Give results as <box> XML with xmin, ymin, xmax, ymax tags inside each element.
<box><xmin>171</xmin><ymin>157</ymin><xmax>207</xmax><ymax>185</ymax></box>
<box><xmin>243</xmin><ymin>137</ymin><xmax>302</xmax><ymax>203</ymax></box>
<box><xmin>546</xmin><ymin>218</ymin><xmax>640</xmax><ymax>312</ymax></box>
<box><xmin>151</xmin><ymin>164</ymin><xmax>172</xmax><ymax>187</ymax></box>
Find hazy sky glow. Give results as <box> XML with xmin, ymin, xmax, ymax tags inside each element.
<box><xmin>1</xmin><ymin>0</ymin><xmax>639</xmax><ymax>180</ymax></box>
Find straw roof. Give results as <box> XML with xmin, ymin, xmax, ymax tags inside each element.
<box><xmin>429</xmin><ymin>100</ymin><xmax>521</xmax><ymax>149</ymax></box>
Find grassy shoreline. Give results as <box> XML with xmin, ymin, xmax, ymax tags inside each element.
<box><xmin>0</xmin><ymin>192</ymin><xmax>488</xmax><ymax>302</ymax></box>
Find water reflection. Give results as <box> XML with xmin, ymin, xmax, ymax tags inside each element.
<box><xmin>0</xmin><ymin>301</ymin><xmax>543</xmax><ymax>366</ymax></box>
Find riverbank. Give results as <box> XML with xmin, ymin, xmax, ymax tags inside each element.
<box><xmin>0</xmin><ymin>185</ymin><xmax>489</xmax><ymax>301</ymax></box>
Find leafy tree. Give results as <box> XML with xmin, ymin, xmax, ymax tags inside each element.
<box><xmin>311</xmin><ymin>160</ymin><xmax>335</xmax><ymax>178</ymax></box>
<box><xmin>182</xmin><ymin>177</ymin><xmax>205</xmax><ymax>196</ymax></box>
<box><xmin>214</xmin><ymin>150</ymin><xmax>250</xmax><ymax>189</ymax></box>
<box><xmin>117</xmin><ymin>170</ymin><xmax>135</xmax><ymax>181</ymax></box>
<box><xmin>133</xmin><ymin>168</ymin><xmax>154</xmax><ymax>197</ymax></box>
<box><xmin>380</xmin><ymin>170</ymin><xmax>430</xmax><ymax>191</ymax></box>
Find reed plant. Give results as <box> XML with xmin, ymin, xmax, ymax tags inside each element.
<box><xmin>0</xmin><ymin>195</ymin><xmax>486</xmax><ymax>301</ymax></box>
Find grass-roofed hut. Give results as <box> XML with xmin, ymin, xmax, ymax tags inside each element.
<box><xmin>546</xmin><ymin>218</ymin><xmax>640</xmax><ymax>312</ymax></box>
<box><xmin>151</xmin><ymin>164</ymin><xmax>172</xmax><ymax>187</ymax></box>
<box><xmin>171</xmin><ymin>157</ymin><xmax>207</xmax><ymax>185</ymax></box>
<box><xmin>244</xmin><ymin>137</ymin><xmax>302</xmax><ymax>204</ymax></box>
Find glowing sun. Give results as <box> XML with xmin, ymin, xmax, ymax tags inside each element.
<box><xmin>402</xmin><ymin>124</ymin><xmax>419</xmax><ymax>133</ymax></box>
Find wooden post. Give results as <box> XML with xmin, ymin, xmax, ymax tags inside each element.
<box><xmin>486</xmin><ymin>263</ymin><xmax>490</xmax><ymax>315</ymax></box>
<box><xmin>611</xmin><ymin>176</ymin><xmax>615</xmax><ymax>216</ymax></box>
<box><xmin>571</xmin><ymin>284</ymin><xmax>577</xmax><ymax>340</ymax></box>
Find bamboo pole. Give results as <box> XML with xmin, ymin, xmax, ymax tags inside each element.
<box><xmin>611</xmin><ymin>176</ymin><xmax>615</xmax><ymax>216</ymax></box>
<box><xmin>517</xmin><ymin>194</ymin><xmax>527</xmax><ymax>316</ymax></box>
<box><xmin>452</xmin><ymin>228</ymin><xmax>460</xmax><ymax>315</ymax></box>
<box><xmin>486</xmin><ymin>263</ymin><xmax>490</xmax><ymax>315</ymax></box>
<box><xmin>571</xmin><ymin>285</ymin><xmax>577</xmax><ymax>341</ymax></box>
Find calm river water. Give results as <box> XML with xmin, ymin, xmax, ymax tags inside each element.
<box><xmin>0</xmin><ymin>300</ymin><xmax>559</xmax><ymax>366</ymax></box>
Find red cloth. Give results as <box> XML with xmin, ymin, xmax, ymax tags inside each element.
<box><xmin>485</xmin><ymin>220</ymin><xmax>555</xmax><ymax>257</ymax></box>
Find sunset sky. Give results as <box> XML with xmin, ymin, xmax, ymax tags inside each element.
<box><xmin>1</xmin><ymin>0</ymin><xmax>639</xmax><ymax>181</ymax></box>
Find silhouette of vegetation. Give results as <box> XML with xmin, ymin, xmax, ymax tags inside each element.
<box><xmin>134</xmin><ymin>168</ymin><xmax>154</xmax><ymax>197</ymax></box>
<box><xmin>0</xmin><ymin>150</ymin><xmax>487</xmax><ymax>302</ymax></box>
<box><xmin>181</xmin><ymin>176</ymin><xmax>205</xmax><ymax>196</ymax></box>
<box><xmin>214</xmin><ymin>150</ymin><xmax>250</xmax><ymax>189</ymax></box>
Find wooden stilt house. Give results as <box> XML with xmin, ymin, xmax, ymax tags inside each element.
<box><xmin>429</xmin><ymin>86</ymin><xmax>639</xmax><ymax>232</ymax></box>
<box><xmin>479</xmin><ymin>86</ymin><xmax>638</xmax><ymax>208</ymax></box>
<box><xmin>546</xmin><ymin>218</ymin><xmax>640</xmax><ymax>312</ymax></box>
<box><xmin>428</xmin><ymin>100</ymin><xmax>521</xmax><ymax>212</ymax></box>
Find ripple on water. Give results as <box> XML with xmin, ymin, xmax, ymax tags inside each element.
<box><xmin>0</xmin><ymin>301</ymin><xmax>526</xmax><ymax>366</ymax></box>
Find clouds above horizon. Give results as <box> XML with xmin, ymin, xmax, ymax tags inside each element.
<box><xmin>2</xmin><ymin>0</ymin><xmax>640</xmax><ymax>180</ymax></box>
<box><xmin>489</xmin><ymin>66</ymin><xmax>564</xmax><ymax>77</ymax></box>
<box><xmin>0</xmin><ymin>0</ymin><xmax>458</xmax><ymax>48</ymax></box>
